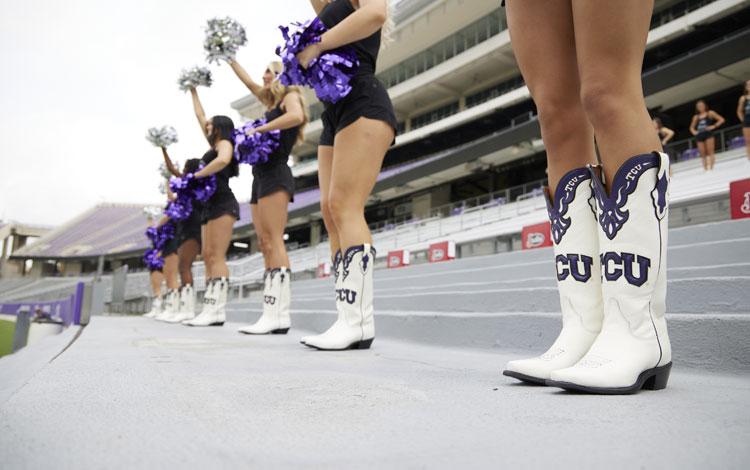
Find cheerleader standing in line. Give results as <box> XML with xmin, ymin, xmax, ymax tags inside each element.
<box><xmin>143</xmin><ymin>215</ymin><xmax>165</xmax><ymax>318</ymax></box>
<box><xmin>183</xmin><ymin>88</ymin><xmax>240</xmax><ymax>327</ymax></box>
<box><xmin>503</xmin><ymin>0</ymin><xmax>673</xmax><ymax>394</ymax></box>
<box><xmin>230</xmin><ymin>60</ymin><xmax>308</xmax><ymax>335</ymax></box>
<box><xmin>153</xmin><ymin>207</ymin><xmax>181</xmax><ymax>322</ymax></box>
<box><xmin>296</xmin><ymin>0</ymin><xmax>398</xmax><ymax>350</ymax></box>
<box><xmin>736</xmin><ymin>80</ymin><xmax>750</xmax><ymax>161</ymax></box>
<box><xmin>159</xmin><ymin>155</ymin><xmax>204</xmax><ymax>324</ymax></box>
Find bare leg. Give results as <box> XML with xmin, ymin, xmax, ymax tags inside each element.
<box><xmin>706</xmin><ymin>137</ymin><xmax>716</xmax><ymax>170</ymax></box>
<box><xmin>150</xmin><ymin>270</ymin><xmax>163</xmax><ymax>297</ymax></box>
<box><xmin>329</xmin><ymin>117</ymin><xmax>394</xmax><ymax>251</ymax></box>
<box><xmin>743</xmin><ymin>127</ymin><xmax>750</xmax><ymax>160</ymax></box>
<box><xmin>318</xmin><ymin>145</ymin><xmax>340</xmax><ymax>258</ymax></box>
<box><xmin>257</xmin><ymin>190</ymin><xmax>291</xmax><ymax>268</ymax></box>
<box><xmin>200</xmin><ymin>224</ymin><xmax>211</xmax><ymax>278</ymax></box>
<box><xmin>205</xmin><ymin>214</ymin><xmax>236</xmax><ymax>279</ymax></box>
<box><xmin>506</xmin><ymin>0</ymin><xmax>597</xmax><ymax>191</ymax></box>
<box><xmin>163</xmin><ymin>253</ymin><xmax>179</xmax><ymax>290</ymax></box>
<box><xmin>697</xmin><ymin>141</ymin><xmax>708</xmax><ymax>170</ymax></box>
<box><xmin>572</xmin><ymin>0</ymin><xmax>661</xmax><ymax>185</ymax></box>
<box><xmin>250</xmin><ymin>203</ymin><xmax>269</xmax><ymax>269</ymax></box>
<box><xmin>178</xmin><ymin>238</ymin><xmax>200</xmax><ymax>286</ymax></box>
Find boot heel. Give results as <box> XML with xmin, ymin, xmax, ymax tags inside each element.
<box><xmin>643</xmin><ymin>362</ymin><xmax>672</xmax><ymax>390</ymax></box>
<box><xmin>352</xmin><ymin>338</ymin><xmax>374</xmax><ymax>350</ymax></box>
<box><xmin>272</xmin><ymin>328</ymin><xmax>289</xmax><ymax>334</ymax></box>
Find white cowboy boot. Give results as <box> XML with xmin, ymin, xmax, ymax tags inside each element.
<box><xmin>549</xmin><ymin>152</ymin><xmax>672</xmax><ymax>394</ymax></box>
<box><xmin>183</xmin><ymin>278</ymin><xmax>213</xmax><ymax>325</ymax></box>
<box><xmin>143</xmin><ymin>295</ymin><xmax>163</xmax><ymax>318</ymax></box>
<box><xmin>238</xmin><ymin>268</ymin><xmax>291</xmax><ymax>334</ymax></box>
<box><xmin>155</xmin><ymin>290</ymin><xmax>179</xmax><ymax>321</ymax></box>
<box><xmin>301</xmin><ymin>251</ymin><xmax>342</xmax><ymax>345</ymax></box>
<box><xmin>303</xmin><ymin>245</ymin><xmax>376</xmax><ymax>350</ymax></box>
<box><xmin>185</xmin><ymin>277</ymin><xmax>227</xmax><ymax>327</ymax></box>
<box><xmin>504</xmin><ymin>167</ymin><xmax>604</xmax><ymax>384</ymax></box>
<box><xmin>165</xmin><ymin>284</ymin><xmax>196</xmax><ymax>323</ymax></box>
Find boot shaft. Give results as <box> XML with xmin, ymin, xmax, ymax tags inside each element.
<box><xmin>590</xmin><ymin>152</ymin><xmax>670</xmax><ymax>341</ymax></box>
<box><xmin>337</xmin><ymin>244</ymin><xmax>376</xmax><ymax>330</ymax></box>
<box><xmin>547</xmin><ymin>166</ymin><xmax>604</xmax><ymax>332</ymax></box>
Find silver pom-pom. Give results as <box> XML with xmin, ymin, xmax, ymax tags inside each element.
<box><xmin>143</xmin><ymin>206</ymin><xmax>162</xmax><ymax>220</ymax></box>
<box><xmin>203</xmin><ymin>17</ymin><xmax>247</xmax><ymax>65</ymax></box>
<box><xmin>177</xmin><ymin>66</ymin><xmax>212</xmax><ymax>92</ymax></box>
<box><xmin>145</xmin><ymin>126</ymin><xmax>179</xmax><ymax>148</ymax></box>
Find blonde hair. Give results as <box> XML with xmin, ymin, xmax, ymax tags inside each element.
<box><xmin>260</xmin><ymin>61</ymin><xmax>308</xmax><ymax>144</ymax></box>
<box><xmin>381</xmin><ymin>0</ymin><xmax>394</xmax><ymax>48</ymax></box>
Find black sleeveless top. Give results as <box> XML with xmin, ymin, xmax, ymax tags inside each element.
<box><xmin>744</xmin><ymin>95</ymin><xmax>750</xmax><ymax>120</ymax></box>
<box><xmin>318</xmin><ymin>0</ymin><xmax>381</xmax><ymax>77</ymax></box>
<box><xmin>696</xmin><ymin>114</ymin><xmax>714</xmax><ymax>134</ymax></box>
<box><xmin>258</xmin><ymin>102</ymin><xmax>300</xmax><ymax>168</ymax></box>
<box><xmin>200</xmin><ymin>141</ymin><xmax>237</xmax><ymax>196</ymax></box>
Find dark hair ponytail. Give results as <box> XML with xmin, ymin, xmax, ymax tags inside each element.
<box><xmin>209</xmin><ymin>115</ymin><xmax>239</xmax><ymax>178</ymax></box>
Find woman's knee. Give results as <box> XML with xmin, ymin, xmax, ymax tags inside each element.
<box><xmin>327</xmin><ymin>193</ymin><xmax>351</xmax><ymax>227</ymax></box>
<box><xmin>579</xmin><ymin>80</ymin><xmax>630</xmax><ymax>130</ymax></box>
<box><xmin>536</xmin><ymin>96</ymin><xmax>586</xmax><ymax>144</ymax></box>
<box><xmin>320</xmin><ymin>197</ymin><xmax>337</xmax><ymax>231</ymax></box>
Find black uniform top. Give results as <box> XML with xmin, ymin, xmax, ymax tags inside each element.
<box><xmin>696</xmin><ymin>114</ymin><xmax>714</xmax><ymax>134</ymax></box>
<box><xmin>200</xmin><ymin>142</ymin><xmax>237</xmax><ymax>197</ymax></box>
<box><xmin>318</xmin><ymin>0</ymin><xmax>381</xmax><ymax>77</ymax></box>
<box><xmin>258</xmin><ymin>102</ymin><xmax>300</xmax><ymax>168</ymax></box>
<box><xmin>744</xmin><ymin>95</ymin><xmax>750</xmax><ymax>120</ymax></box>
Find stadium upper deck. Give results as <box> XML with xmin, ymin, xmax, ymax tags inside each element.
<box><xmin>7</xmin><ymin>0</ymin><xmax>750</xmax><ymax>276</ymax></box>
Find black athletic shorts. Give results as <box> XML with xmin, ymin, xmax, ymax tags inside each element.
<box><xmin>201</xmin><ymin>191</ymin><xmax>240</xmax><ymax>225</ymax></box>
<box><xmin>319</xmin><ymin>75</ymin><xmax>398</xmax><ymax>147</ymax></box>
<box><xmin>250</xmin><ymin>163</ymin><xmax>295</xmax><ymax>204</ymax></box>
<box><xmin>696</xmin><ymin>131</ymin><xmax>714</xmax><ymax>143</ymax></box>
<box><xmin>162</xmin><ymin>236</ymin><xmax>179</xmax><ymax>257</ymax></box>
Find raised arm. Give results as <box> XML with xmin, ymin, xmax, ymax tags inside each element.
<box><xmin>297</xmin><ymin>0</ymin><xmax>387</xmax><ymax>67</ymax></box>
<box><xmin>194</xmin><ymin>140</ymin><xmax>234</xmax><ymax>178</ymax></box>
<box><xmin>161</xmin><ymin>148</ymin><xmax>183</xmax><ymax>177</ymax></box>
<box><xmin>156</xmin><ymin>215</ymin><xmax>170</xmax><ymax>228</ymax></box>
<box><xmin>660</xmin><ymin>127</ymin><xmax>675</xmax><ymax>145</ymax></box>
<box><xmin>253</xmin><ymin>93</ymin><xmax>306</xmax><ymax>133</ymax></box>
<box><xmin>230</xmin><ymin>60</ymin><xmax>264</xmax><ymax>97</ymax></box>
<box><xmin>708</xmin><ymin>110</ymin><xmax>725</xmax><ymax>130</ymax></box>
<box><xmin>190</xmin><ymin>88</ymin><xmax>209</xmax><ymax>139</ymax></box>
<box><xmin>738</xmin><ymin>97</ymin><xmax>746</xmax><ymax>122</ymax></box>
<box><xmin>166</xmin><ymin>181</ymin><xmax>177</xmax><ymax>201</ymax></box>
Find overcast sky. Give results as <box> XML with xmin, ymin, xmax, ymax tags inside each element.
<box><xmin>0</xmin><ymin>0</ymin><xmax>313</xmax><ymax>227</ymax></box>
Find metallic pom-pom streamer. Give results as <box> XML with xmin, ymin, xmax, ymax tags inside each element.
<box><xmin>145</xmin><ymin>126</ymin><xmax>179</xmax><ymax>148</ymax></box>
<box><xmin>204</xmin><ymin>17</ymin><xmax>247</xmax><ymax>65</ymax></box>
<box><xmin>142</xmin><ymin>206</ymin><xmax>162</xmax><ymax>220</ymax></box>
<box><xmin>276</xmin><ymin>18</ymin><xmax>359</xmax><ymax>103</ymax></box>
<box><xmin>232</xmin><ymin>117</ymin><xmax>281</xmax><ymax>166</ymax></box>
<box><xmin>177</xmin><ymin>66</ymin><xmax>213</xmax><ymax>92</ymax></box>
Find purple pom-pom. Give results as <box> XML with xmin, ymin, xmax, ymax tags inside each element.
<box><xmin>232</xmin><ymin>117</ymin><xmax>281</xmax><ymax>166</ymax></box>
<box><xmin>143</xmin><ymin>248</ymin><xmax>165</xmax><ymax>270</ymax></box>
<box><xmin>145</xmin><ymin>226</ymin><xmax>159</xmax><ymax>244</ymax></box>
<box><xmin>276</xmin><ymin>18</ymin><xmax>359</xmax><ymax>103</ymax></box>
<box><xmin>165</xmin><ymin>167</ymin><xmax>217</xmax><ymax>221</ymax></box>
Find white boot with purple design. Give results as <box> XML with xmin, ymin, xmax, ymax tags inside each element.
<box><xmin>301</xmin><ymin>245</ymin><xmax>375</xmax><ymax>350</ymax></box>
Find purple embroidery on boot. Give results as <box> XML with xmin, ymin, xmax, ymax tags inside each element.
<box><xmin>590</xmin><ymin>154</ymin><xmax>658</xmax><ymax>240</ymax></box>
<box><xmin>546</xmin><ymin>168</ymin><xmax>591</xmax><ymax>245</ymax></box>
<box><xmin>333</xmin><ymin>250</ymin><xmax>342</xmax><ymax>283</ymax></box>
<box><xmin>652</xmin><ymin>164</ymin><xmax>669</xmax><ymax>221</ymax></box>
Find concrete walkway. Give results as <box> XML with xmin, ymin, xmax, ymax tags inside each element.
<box><xmin>1</xmin><ymin>316</ymin><xmax>749</xmax><ymax>469</ymax></box>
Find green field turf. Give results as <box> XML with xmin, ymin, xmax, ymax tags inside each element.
<box><xmin>0</xmin><ymin>318</ymin><xmax>15</xmax><ymax>357</ymax></box>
